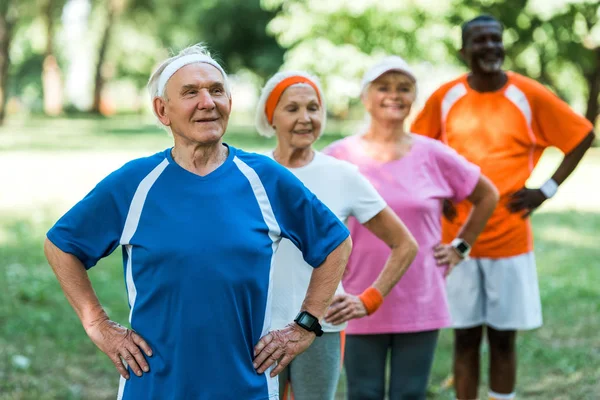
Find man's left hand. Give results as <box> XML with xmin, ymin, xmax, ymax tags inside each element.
<box><xmin>253</xmin><ymin>323</ymin><xmax>315</xmax><ymax>377</ymax></box>
<box><xmin>507</xmin><ymin>187</ymin><xmax>547</xmax><ymax>218</ymax></box>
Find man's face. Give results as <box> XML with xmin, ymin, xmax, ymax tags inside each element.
<box><xmin>462</xmin><ymin>22</ymin><xmax>505</xmax><ymax>74</ymax></box>
<box><xmin>159</xmin><ymin>63</ymin><xmax>232</xmax><ymax>146</ymax></box>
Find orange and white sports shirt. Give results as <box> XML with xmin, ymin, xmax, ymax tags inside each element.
<box><xmin>411</xmin><ymin>72</ymin><xmax>593</xmax><ymax>258</ymax></box>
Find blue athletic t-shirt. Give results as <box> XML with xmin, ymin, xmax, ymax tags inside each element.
<box><xmin>47</xmin><ymin>144</ymin><xmax>349</xmax><ymax>400</ymax></box>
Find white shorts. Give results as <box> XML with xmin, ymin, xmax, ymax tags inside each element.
<box><xmin>446</xmin><ymin>252</ymin><xmax>543</xmax><ymax>331</ymax></box>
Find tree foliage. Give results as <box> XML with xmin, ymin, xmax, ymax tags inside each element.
<box><xmin>265</xmin><ymin>0</ymin><xmax>599</xmax><ymax>121</ymax></box>
<box><xmin>126</xmin><ymin>0</ymin><xmax>284</xmax><ymax>80</ymax></box>
<box><xmin>449</xmin><ymin>0</ymin><xmax>599</xmax><ymax>122</ymax></box>
<box><xmin>1</xmin><ymin>0</ymin><xmax>598</xmax><ymax>124</ymax></box>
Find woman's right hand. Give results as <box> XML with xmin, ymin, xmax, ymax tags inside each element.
<box><xmin>433</xmin><ymin>243</ymin><xmax>463</xmax><ymax>277</ymax></box>
<box><xmin>85</xmin><ymin>318</ymin><xmax>153</xmax><ymax>379</ymax></box>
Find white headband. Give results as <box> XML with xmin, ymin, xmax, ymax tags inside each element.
<box><xmin>157</xmin><ymin>54</ymin><xmax>227</xmax><ymax>97</ymax></box>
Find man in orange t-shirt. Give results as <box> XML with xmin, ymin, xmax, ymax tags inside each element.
<box><xmin>411</xmin><ymin>15</ymin><xmax>595</xmax><ymax>400</ymax></box>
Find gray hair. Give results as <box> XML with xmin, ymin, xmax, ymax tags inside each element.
<box><xmin>147</xmin><ymin>43</ymin><xmax>231</xmax><ymax>102</ymax></box>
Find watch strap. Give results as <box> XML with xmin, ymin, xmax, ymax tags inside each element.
<box><xmin>451</xmin><ymin>238</ymin><xmax>471</xmax><ymax>258</ymax></box>
<box><xmin>294</xmin><ymin>311</ymin><xmax>324</xmax><ymax>337</ymax></box>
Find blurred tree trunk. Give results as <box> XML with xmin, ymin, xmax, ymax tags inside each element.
<box><xmin>0</xmin><ymin>2</ymin><xmax>15</xmax><ymax>126</ymax></box>
<box><xmin>91</xmin><ymin>0</ymin><xmax>121</xmax><ymax>114</ymax></box>
<box><xmin>42</xmin><ymin>0</ymin><xmax>63</xmax><ymax>116</ymax></box>
<box><xmin>584</xmin><ymin>48</ymin><xmax>600</xmax><ymax>125</ymax></box>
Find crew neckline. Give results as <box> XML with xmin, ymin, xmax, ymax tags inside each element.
<box><xmin>165</xmin><ymin>143</ymin><xmax>236</xmax><ymax>180</ymax></box>
<box><xmin>463</xmin><ymin>71</ymin><xmax>512</xmax><ymax>95</ymax></box>
<box><xmin>351</xmin><ymin>133</ymin><xmax>420</xmax><ymax>166</ymax></box>
<box><xmin>268</xmin><ymin>149</ymin><xmax>321</xmax><ymax>172</ymax></box>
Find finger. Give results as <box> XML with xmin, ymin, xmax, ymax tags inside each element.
<box><xmin>253</xmin><ymin>333</ymin><xmax>273</xmax><ymax>357</ymax></box>
<box><xmin>507</xmin><ymin>194</ymin><xmax>527</xmax><ymax>205</ymax></box>
<box><xmin>330</xmin><ymin>314</ymin><xmax>351</xmax><ymax>325</ymax></box>
<box><xmin>444</xmin><ymin>265</ymin><xmax>453</xmax><ymax>277</ymax></box>
<box><xmin>256</xmin><ymin>346</ymin><xmax>285</xmax><ymax>374</ymax></box>
<box><xmin>436</xmin><ymin>254</ymin><xmax>449</xmax><ymax>265</ymax></box>
<box><xmin>327</xmin><ymin>299</ymin><xmax>343</xmax><ymax>309</ymax></box>
<box><xmin>131</xmin><ymin>332</ymin><xmax>153</xmax><ymax>357</ymax></box>
<box><xmin>329</xmin><ymin>294</ymin><xmax>346</xmax><ymax>304</ymax></box>
<box><xmin>325</xmin><ymin>305</ymin><xmax>349</xmax><ymax>323</ymax></box>
<box><xmin>253</xmin><ymin>341</ymin><xmax>277</xmax><ymax>369</ymax></box>
<box><xmin>507</xmin><ymin>200</ymin><xmax>527</xmax><ymax>213</ymax></box>
<box><xmin>127</xmin><ymin>343</ymin><xmax>149</xmax><ymax>373</ymax></box>
<box><xmin>433</xmin><ymin>249</ymin><xmax>449</xmax><ymax>262</ymax></box>
<box><xmin>110</xmin><ymin>354</ymin><xmax>130</xmax><ymax>379</ymax></box>
<box><xmin>329</xmin><ymin>307</ymin><xmax>354</xmax><ymax>325</ymax></box>
<box><xmin>510</xmin><ymin>188</ymin><xmax>527</xmax><ymax>198</ymax></box>
<box><xmin>326</xmin><ymin>298</ymin><xmax>349</xmax><ymax>315</ymax></box>
<box><xmin>522</xmin><ymin>208</ymin><xmax>534</xmax><ymax>219</ymax></box>
<box><xmin>120</xmin><ymin>348</ymin><xmax>143</xmax><ymax>377</ymax></box>
<box><xmin>271</xmin><ymin>354</ymin><xmax>294</xmax><ymax>377</ymax></box>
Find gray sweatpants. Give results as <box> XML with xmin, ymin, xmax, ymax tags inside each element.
<box><xmin>344</xmin><ymin>330</ymin><xmax>439</xmax><ymax>400</ymax></box>
<box><xmin>278</xmin><ymin>331</ymin><xmax>342</xmax><ymax>400</ymax></box>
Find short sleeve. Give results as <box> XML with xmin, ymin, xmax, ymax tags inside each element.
<box><xmin>321</xmin><ymin>141</ymin><xmax>342</xmax><ymax>158</ymax></box>
<box><xmin>268</xmin><ymin>167</ymin><xmax>350</xmax><ymax>268</ymax></box>
<box><xmin>530</xmin><ymin>83</ymin><xmax>593</xmax><ymax>154</ymax></box>
<box><xmin>46</xmin><ymin>172</ymin><xmax>128</xmax><ymax>269</ymax></box>
<box><xmin>345</xmin><ymin>165</ymin><xmax>387</xmax><ymax>223</ymax></box>
<box><xmin>433</xmin><ymin>141</ymin><xmax>481</xmax><ymax>202</ymax></box>
<box><xmin>411</xmin><ymin>91</ymin><xmax>443</xmax><ymax>140</ymax></box>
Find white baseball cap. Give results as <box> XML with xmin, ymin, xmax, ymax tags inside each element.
<box><xmin>361</xmin><ymin>56</ymin><xmax>417</xmax><ymax>93</ymax></box>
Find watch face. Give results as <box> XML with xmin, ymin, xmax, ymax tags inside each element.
<box><xmin>297</xmin><ymin>313</ymin><xmax>316</xmax><ymax>328</ymax></box>
<box><xmin>456</xmin><ymin>242</ymin><xmax>469</xmax><ymax>253</ymax></box>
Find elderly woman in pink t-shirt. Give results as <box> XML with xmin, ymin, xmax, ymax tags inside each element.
<box><xmin>323</xmin><ymin>57</ymin><xmax>499</xmax><ymax>399</ymax></box>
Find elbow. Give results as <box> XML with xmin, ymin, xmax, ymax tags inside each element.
<box><xmin>584</xmin><ymin>130</ymin><xmax>596</xmax><ymax>149</ymax></box>
<box><xmin>343</xmin><ymin>235</ymin><xmax>353</xmax><ymax>257</ymax></box>
<box><xmin>404</xmin><ymin>235</ymin><xmax>419</xmax><ymax>265</ymax></box>
<box><xmin>475</xmin><ymin>177</ymin><xmax>499</xmax><ymax>208</ymax></box>
<box><xmin>43</xmin><ymin>237</ymin><xmax>54</xmax><ymax>261</ymax></box>
<box><xmin>489</xmin><ymin>184</ymin><xmax>500</xmax><ymax>205</ymax></box>
<box><xmin>409</xmin><ymin>237</ymin><xmax>419</xmax><ymax>263</ymax></box>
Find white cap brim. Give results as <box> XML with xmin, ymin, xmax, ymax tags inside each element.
<box><xmin>361</xmin><ymin>56</ymin><xmax>416</xmax><ymax>93</ymax></box>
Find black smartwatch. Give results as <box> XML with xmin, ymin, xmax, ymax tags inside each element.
<box><xmin>294</xmin><ymin>311</ymin><xmax>324</xmax><ymax>337</ymax></box>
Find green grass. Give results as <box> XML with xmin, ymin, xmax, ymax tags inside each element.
<box><xmin>0</xmin><ymin>117</ymin><xmax>598</xmax><ymax>399</ymax></box>
<box><xmin>2</xmin><ymin>211</ymin><xmax>598</xmax><ymax>399</ymax></box>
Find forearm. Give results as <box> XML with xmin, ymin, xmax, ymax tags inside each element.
<box><xmin>44</xmin><ymin>238</ymin><xmax>108</xmax><ymax>330</ymax></box>
<box><xmin>300</xmin><ymin>237</ymin><xmax>352</xmax><ymax>320</ymax></box>
<box><xmin>550</xmin><ymin>131</ymin><xmax>595</xmax><ymax>185</ymax></box>
<box><xmin>371</xmin><ymin>239</ymin><xmax>418</xmax><ymax>297</ymax></box>
<box><xmin>457</xmin><ymin>176</ymin><xmax>499</xmax><ymax>245</ymax></box>
<box><xmin>457</xmin><ymin>193</ymin><xmax>497</xmax><ymax>245</ymax></box>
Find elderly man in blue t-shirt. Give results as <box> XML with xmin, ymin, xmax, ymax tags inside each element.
<box><xmin>44</xmin><ymin>43</ymin><xmax>352</xmax><ymax>400</ymax></box>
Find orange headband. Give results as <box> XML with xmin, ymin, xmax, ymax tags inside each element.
<box><xmin>265</xmin><ymin>76</ymin><xmax>322</xmax><ymax>124</ymax></box>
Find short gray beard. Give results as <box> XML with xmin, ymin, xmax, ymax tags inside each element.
<box><xmin>478</xmin><ymin>59</ymin><xmax>503</xmax><ymax>73</ymax></box>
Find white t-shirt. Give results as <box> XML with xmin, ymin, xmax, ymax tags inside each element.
<box><xmin>269</xmin><ymin>150</ymin><xmax>387</xmax><ymax>332</ymax></box>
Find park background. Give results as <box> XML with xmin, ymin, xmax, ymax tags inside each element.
<box><xmin>0</xmin><ymin>0</ymin><xmax>599</xmax><ymax>399</ymax></box>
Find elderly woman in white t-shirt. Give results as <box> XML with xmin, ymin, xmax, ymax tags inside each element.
<box><xmin>255</xmin><ymin>71</ymin><xmax>419</xmax><ymax>400</ymax></box>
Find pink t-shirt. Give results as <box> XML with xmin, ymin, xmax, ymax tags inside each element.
<box><xmin>324</xmin><ymin>134</ymin><xmax>480</xmax><ymax>334</ymax></box>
